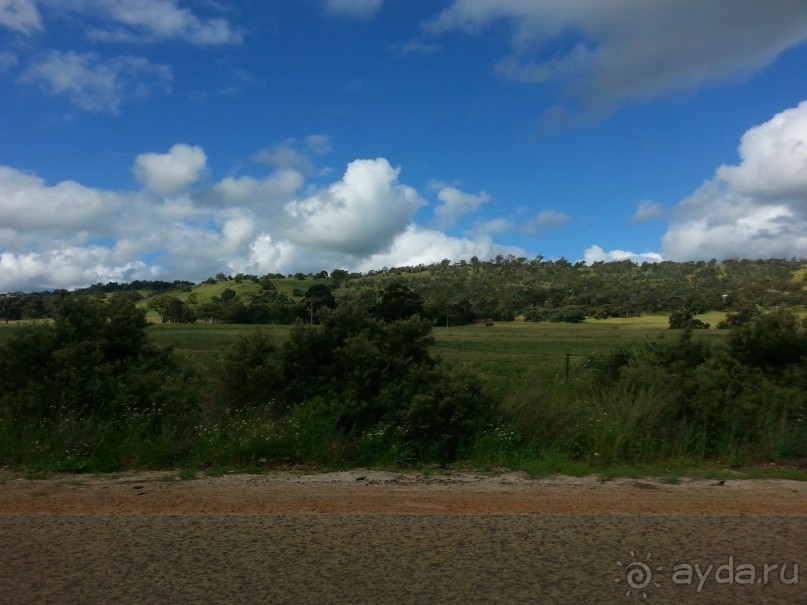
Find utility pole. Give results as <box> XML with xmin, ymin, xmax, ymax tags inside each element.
<box><xmin>565</xmin><ymin>353</ymin><xmax>571</xmax><ymax>383</ymax></box>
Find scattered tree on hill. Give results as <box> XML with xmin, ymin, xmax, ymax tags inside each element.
<box><xmin>147</xmin><ymin>296</ymin><xmax>195</xmax><ymax>323</ymax></box>
<box><xmin>717</xmin><ymin>304</ymin><xmax>761</xmax><ymax>329</ymax></box>
<box><xmin>668</xmin><ymin>308</ymin><xmax>709</xmax><ymax>330</ymax></box>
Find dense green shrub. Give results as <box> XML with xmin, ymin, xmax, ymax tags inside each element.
<box><xmin>508</xmin><ymin>313</ymin><xmax>807</xmax><ymax>463</ymax></box>
<box><xmin>0</xmin><ymin>298</ymin><xmax>200</xmax><ymax>470</ymax></box>
<box><xmin>212</xmin><ymin>302</ymin><xmax>495</xmax><ymax>463</ymax></box>
<box><xmin>0</xmin><ymin>298</ymin><xmax>197</xmax><ymax>421</ymax></box>
<box><xmin>727</xmin><ymin>309</ymin><xmax>807</xmax><ymax>370</ymax></box>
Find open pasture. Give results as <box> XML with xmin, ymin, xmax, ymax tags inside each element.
<box><xmin>146</xmin><ymin>323</ymin><xmax>291</xmax><ymax>360</ymax></box>
<box><xmin>431</xmin><ymin>316</ymin><xmax>725</xmax><ymax>385</ymax></box>
<box><xmin>0</xmin><ymin>313</ymin><xmax>727</xmax><ymax>374</ymax></box>
<box><xmin>135</xmin><ymin>314</ymin><xmax>728</xmax><ymax>385</ymax></box>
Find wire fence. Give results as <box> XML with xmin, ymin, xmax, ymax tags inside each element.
<box><xmin>431</xmin><ymin>342</ymin><xmax>616</xmax><ymax>381</ymax></box>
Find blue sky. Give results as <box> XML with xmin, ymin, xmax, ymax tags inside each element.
<box><xmin>1</xmin><ymin>0</ymin><xmax>807</xmax><ymax>291</ymax></box>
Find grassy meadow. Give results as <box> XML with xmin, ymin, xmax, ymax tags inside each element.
<box><xmin>0</xmin><ymin>312</ymin><xmax>727</xmax><ymax>389</ymax></box>
<box><xmin>137</xmin><ymin>313</ymin><xmax>727</xmax><ymax>385</ymax></box>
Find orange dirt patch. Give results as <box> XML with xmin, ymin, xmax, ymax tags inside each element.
<box><xmin>1</xmin><ymin>470</ymin><xmax>804</xmax><ymax>514</ymax></box>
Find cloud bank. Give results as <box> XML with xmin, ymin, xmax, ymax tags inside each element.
<box><xmin>0</xmin><ymin>148</ymin><xmax>521</xmax><ymax>292</ymax></box>
<box><xmin>591</xmin><ymin>98</ymin><xmax>807</xmax><ymax>264</ymax></box>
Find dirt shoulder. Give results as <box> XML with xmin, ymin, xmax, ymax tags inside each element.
<box><xmin>1</xmin><ymin>469</ymin><xmax>805</xmax><ymax>514</ymax></box>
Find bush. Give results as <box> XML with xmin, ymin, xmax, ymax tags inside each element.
<box><xmin>401</xmin><ymin>365</ymin><xmax>496</xmax><ymax>462</ymax></box>
<box><xmin>212</xmin><ymin>302</ymin><xmax>495</xmax><ymax>463</ymax></box>
<box><xmin>0</xmin><ymin>297</ymin><xmax>200</xmax><ymax>470</ymax></box>
<box><xmin>727</xmin><ymin>309</ymin><xmax>807</xmax><ymax>370</ymax></box>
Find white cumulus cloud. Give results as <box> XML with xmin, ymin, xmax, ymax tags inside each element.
<box><xmin>284</xmin><ymin>158</ymin><xmax>424</xmax><ymax>255</ymax></box>
<box><xmin>716</xmin><ymin>101</ymin><xmax>807</xmax><ymax>201</ymax></box>
<box><xmin>583</xmin><ymin>245</ymin><xmax>663</xmax><ymax>265</ymax></box>
<box><xmin>134</xmin><ymin>144</ymin><xmax>207</xmax><ymax>196</ymax></box>
<box><xmin>356</xmin><ymin>225</ymin><xmax>522</xmax><ymax>271</ymax></box>
<box><xmin>0</xmin><ymin>145</ymin><xmax>524</xmax><ymax>291</ymax></box>
<box><xmin>434</xmin><ymin>186</ymin><xmax>491</xmax><ymax>227</ymax></box>
<box><xmin>0</xmin><ymin>246</ymin><xmax>159</xmax><ymax>292</ymax></box>
<box><xmin>208</xmin><ymin>170</ymin><xmax>304</xmax><ymax>206</ymax></box>
<box><xmin>663</xmin><ymin>99</ymin><xmax>807</xmax><ymax>260</ymax></box>
<box><xmin>0</xmin><ymin>166</ymin><xmax>120</xmax><ymax>238</ymax></box>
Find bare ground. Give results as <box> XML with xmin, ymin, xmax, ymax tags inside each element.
<box><xmin>0</xmin><ymin>470</ymin><xmax>805</xmax><ymax>604</ymax></box>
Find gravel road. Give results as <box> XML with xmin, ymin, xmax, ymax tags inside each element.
<box><xmin>0</xmin><ymin>471</ymin><xmax>804</xmax><ymax>605</ymax></box>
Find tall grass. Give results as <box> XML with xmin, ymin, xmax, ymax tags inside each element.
<box><xmin>3</xmin><ymin>377</ymin><xmax>804</xmax><ymax>475</ymax></box>
<box><xmin>502</xmin><ymin>376</ymin><xmax>677</xmax><ymax>464</ymax></box>
<box><xmin>0</xmin><ymin>410</ymin><xmax>194</xmax><ymax>472</ymax></box>
<box><xmin>468</xmin><ymin>359</ymin><xmax>807</xmax><ymax>473</ymax></box>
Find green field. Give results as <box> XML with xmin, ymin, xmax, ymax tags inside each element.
<box><xmin>134</xmin><ymin>313</ymin><xmax>728</xmax><ymax>392</ymax></box>
<box><xmin>1</xmin><ymin>313</ymin><xmax>727</xmax><ymax>381</ymax></box>
<box><xmin>431</xmin><ymin>316</ymin><xmax>726</xmax><ymax>384</ymax></box>
<box><xmin>0</xmin><ymin>312</ymin><xmax>730</xmax><ymax>395</ymax></box>
<box><xmin>146</xmin><ymin>323</ymin><xmax>291</xmax><ymax>361</ymax></box>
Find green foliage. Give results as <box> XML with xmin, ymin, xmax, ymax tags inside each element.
<box><xmin>502</xmin><ymin>311</ymin><xmax>807</xmax><ymax>465</ymax></box>
<box><xmin>3</xmin><ymin>267</ymin><xmax>807</xmax><ymax>473</ymax></box>
<box><xmin>303</xmin><ymin>284</ymin><xmax>337</xmax><ymax>323</ymax></box>
<box><xmin>402</xmin><ymin>364</ymin><xmax>495</xmax><ymax>461</ymax></box>
<box><xmin>526</xmin><ymin>305</ymin><xmax>587</xmax><ymax>323</ymax></box>
<box><xmin>0</xmin><ymin>297</ymin><xmax>200</xmax><ymax>470</ymax></box>
<box><xmin>716</xmin><ymin>304</ymin><xmax>760</xmax><ymax>329</ymax></box>
<box><xmin>371</xmin><ymin>282</ymin><xmax>424</xmax><ymax>323</ymax></box>
<box><xmin>147</xmin><ymin>295</ymin><xmax>196</xmax><ymax>323</ymax></box>
<box><xmin>668</xmin><ymin>308</ymin><xmax>710</xmax><ymax>330</ymax></box>
<box><xmin>208</xmin><ymin>331</ymin><xmax>283</xmax><ymax>413</ymax></box>
<box><xmin>211</xmin><ymin>302</ymin><xmax>494</xmax><ymax>463</ymax></box>
<box><xmin>727</xmin><ymin>309</ymin><xmax>807</xmax><ymax>369</ymax></box>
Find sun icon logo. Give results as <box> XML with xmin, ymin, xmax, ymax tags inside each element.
<box><xmin>615</xmin><ymin>551</ymin><xmax>663</xmax><ymax>599</ymax></box>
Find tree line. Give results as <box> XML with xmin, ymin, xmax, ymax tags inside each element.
<box><xmin>2</xmin><ymin>258</ymin><xmax>804</xmax><ymax>326</ymax></box>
